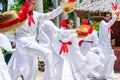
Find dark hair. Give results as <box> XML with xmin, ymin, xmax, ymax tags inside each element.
<box><xmin>66</xmin><ymin>19</ymin><xmax>72</xmax><ymax>24</ymax></box>
<box><xmin>103</xmin><ymin>12</ymin><xmax>112</xmax><ymax>17</ymax></box>
<box><xmin>28</xmin><ymin>0</ymin><xmax>31</xmax><ymax>2</ymax></box>
<box><xmin>28</xmin><ymin>0</ymin><xmax>36</xmax><ymax>2</ymax></box>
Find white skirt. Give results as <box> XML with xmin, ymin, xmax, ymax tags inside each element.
<box><xmin>0</xmin><ymin>50</ymin><xmax>11</xmax><ymax>80</ymax></box>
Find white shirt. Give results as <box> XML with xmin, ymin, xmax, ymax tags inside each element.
<box><xmin>98</xmin><ymin>14</ymin><xmax>117</xmax><ymax>53</ymax></box>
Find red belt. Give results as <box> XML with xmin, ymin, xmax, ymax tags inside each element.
<box><xmin>79</xmin><ymin>40</ymin><xmax>93</xmax><ymax>46</ymax></box>
<box><xmin>59</xmin><ymin>40</ymin><xmax>72</xmax><ymax>55</ymax></box>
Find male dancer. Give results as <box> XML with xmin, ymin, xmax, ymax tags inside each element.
<box><xmin>8</xmin><ymin>0</ymin><xmax>69</xmax><ymax>80</ymax></box>
<box><xmin>98</xmin><ymin>12</ymin><xmax>118</xmax><ymax>79</ymax></box>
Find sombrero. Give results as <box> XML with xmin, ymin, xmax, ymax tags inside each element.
<box><xmin>76</xmin><ymin>25</ymin><xmax>93</xmax><ymax>38</ymax></box>
<box><xmin>0</xmin><ymin>10</ymin><xmax>25</xmax><ymax>33</ymax></box>
<box><xmin>0</xmin><ymin>0</ymin><xmax>32</xmax><ymax>33</ymax></box>
<box><xmin>61</xmin><ymin>0</ymin><xmax>76</xmax><ymax>13</ymax></box>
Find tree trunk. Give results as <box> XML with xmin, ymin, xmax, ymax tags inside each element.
<box><xmin>54</xmin><ymin>0</ymin><xmax>60</xmax><ymax>27</ymax></box>
<box><xmin>35</xmin><ymin>0</ymin><xmax>43</xmax><ymax>13</ymax></box>
<box><xmin>61</xmin><ymin>0</ymin><xmax>68</xmax><ymax>19</ymax></box>
<box><xmin>74</xmin><ymin>0</ymin><xmax>80</xmax><ymax>27</ymax></box>
<box><xmin>2</xmin><ymin>0</ymin><xmax>7</xmax><ymax>12</ymax></box>
<box><xmin>35</xmin><ymin>0</ymin><xmax>43</xmax><ymax>42</ymax></box>
<box><xmin>7</xmin><ymin>0</ymin><xmax>14</xmax><ymax>10</ymax></box>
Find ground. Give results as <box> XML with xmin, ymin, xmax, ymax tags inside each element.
<box><xmin>35</xmin><ymin>71</ymin><xmax>120</xmax><ymax>80</ymax></box>
<box><xmin>18</xmin><ymin>71</ymin><xmax>120</xmax><ymax>80</ymax></box>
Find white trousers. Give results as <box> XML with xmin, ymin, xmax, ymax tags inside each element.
<box><xmin>15</xmin><ymin>37</ymin><xmax>63</xmax><ymax>80</ymax></box>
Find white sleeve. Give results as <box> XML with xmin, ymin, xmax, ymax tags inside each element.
<box><xmin>4</xmin><ymin>31</ymin><xmax>16</xmax><ymax>42</ymax></box>
<box><xmin>45</xmin><ymin>21</ymin><xmax>60</xmax><ymax>33</ymax></box>
<box><xmin>0</xmin><ymin>33</ymin><xmax>12</xmax><ymax>51</ymax></box>
<box><xmin>38</xmin><ymin>23</ymin><xmax>51</xmax><ymax>49</ymax></box>
<box><xmin>47</xmin><ymin>22</ymin><xmax>76</xmax><ymax>36</ymax></box>
<box><xmin>38</xmin><ymin>21</ymin><xmax>60</xmax><ymax>48</ymax></box>
<box><xmin>37</xmin><ymin>6</ymin><xmax>62</xmax><ymax>21</ymax></box>
<box><xmin>102</xmin><ymin>14</ymin><xmax>117</xmax><ymax>28</ymax></box>
<box><xmin>60</xmin><ymin>29</ymin><xmax>76</xmax><ymax>36</ymax></box>
<box><xmin>92</xmin><ymin>31</ymin><xmax>99</xmax><ymax>47</ymax></box>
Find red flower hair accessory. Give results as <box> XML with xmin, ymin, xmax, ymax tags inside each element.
<box><xmin>61</xmin><ymin>18</ymin><xmax>67</xmax><ymax>28</ymax></box>
<box><xmin>82</xmin><ymin>19</ymin><xmax>89</xmax><ymax>25</ymax></box>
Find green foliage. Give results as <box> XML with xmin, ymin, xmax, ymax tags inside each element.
<box><xmin>93</xmin><ymin>21</ymin><xmax>100</xmax><ymax>31</ymax></box>
<box><xmin>0</xmin><ymin>47</ymin><xmax>12</xmax><ymax>57</ymax></box>
<box><xmin>10</xmin><ymin>0</ymin><xmax>25</xmax><ymax>11</ymax></box>
<box><xmin>68</xmin><ymin>12</ymin><xmax>74</xmax><ymax>20</ymax></box>
<box><xmin>79</xmin><ymin>0</ymin><xmax>83</xmax><ymax>3</ymax></box>
<box><xmin>0</xmin><ymin>47</ymin><xmax>12</xmax><ymax>64</ymax></box>
<box><xmin>43</xmin><ymin>0</ymin><xmax>53</xmax><ymax>13</ymax></box>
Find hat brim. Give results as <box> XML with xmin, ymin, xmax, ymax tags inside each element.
<box><xmin>76</xmin><ymin>25</ymin><xmax>92</xmax><ymax>38</ymax></box>
<box><xmin>0</xmin><ymin>10</ymin><xmax>25</xmax><ymax>33</ymax></box>
<box><xmin>0</xmin><ymin>21</ymin><xmax>25</xmax><ymax>33</ymax></box>
<box><xmin>76</xmin><ymin>34</ymin><xmax>90</xmax><ymax>38</ymax></box>
<box><xmin>61</xmin><ymin>2</ymin><xmax>76</xmax><ymax>13</ymax></box>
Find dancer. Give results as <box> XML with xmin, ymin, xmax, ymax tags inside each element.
<box><xmin>0</xmin><ymin>33</ymin><xmax>12</xmax><ymax>80</ymax></box>
<box><xmin>8</xmin><ymin>0</ymin><xmax>75</xmax><ymax>80</ymax></box>
<box><xmin>38</xmin><ymin>7</ymin><xmax>76</xmax><ymax>80</ymax></box>
<box><xmin>79</xmin><ymin>19</ymin><xmax>98</xmax><ymax>56</ymax></box>
<box><xmin>98</xmin><ymin>11</ymin><xmax>118</xmax><ymax>79</ymax></box>
<box><xmin>56</xmin><ymin>24</ymin><xmax>102</xmax><ymax>80</ymax></box>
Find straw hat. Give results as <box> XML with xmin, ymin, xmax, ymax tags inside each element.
<box><xmin>61</xmin><ymin>0</ymin><xmax>76</xmax><ymax>13</ymax></box>
<box><xmin>76</xmin><ymin>25</ymin><xmax>93</xmax><ymax>38</ymax></box>
<box><xmin>0</xmin><ymin>10</ymin><xmax>25</xmax><ymax>33</ymax></box>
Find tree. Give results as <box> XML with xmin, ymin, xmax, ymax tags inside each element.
<box><xmin>0</xmin><ymin>0</ymin><xmax>8</xmax><ymax>12</ymax></box>
<box><xmin>43</xmin><ymin>0</ymin><xmax>53</xmax><ymax>13</ymax></box>
<box><xmin>35</xmin><ymin>0</ymin><xmax>43</xmax><ymax>13</ymax></box>
<box><xmin>10</xmin><ymin>0</ymin><xmax>25</xmax><ymax>11</ymax></box>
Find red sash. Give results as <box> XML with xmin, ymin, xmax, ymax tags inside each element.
<box><xmin>59</xmin><ymin>41</ymin><xmax>72</xmax><ymax>55</ymax></box>
<box><xmin>79</xmin><ymin>40</ymin><xmax>93</xmax><ymax>46</ymax></box>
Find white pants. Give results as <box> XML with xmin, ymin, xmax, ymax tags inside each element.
<box><xmin>15</xmin><ymin>37</ymin><xmax>63</xmax><ymax>80</ymax></box>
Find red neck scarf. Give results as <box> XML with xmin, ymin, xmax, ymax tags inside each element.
<box><xmin>28</xmin><ymin>11</ymin><xmax>35</xmax><ymax>26</ymax></box>
<box><xmin>19</xmin><ymin>0</ymin><xmax>35</xmax><ymax>26</ymax></box>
